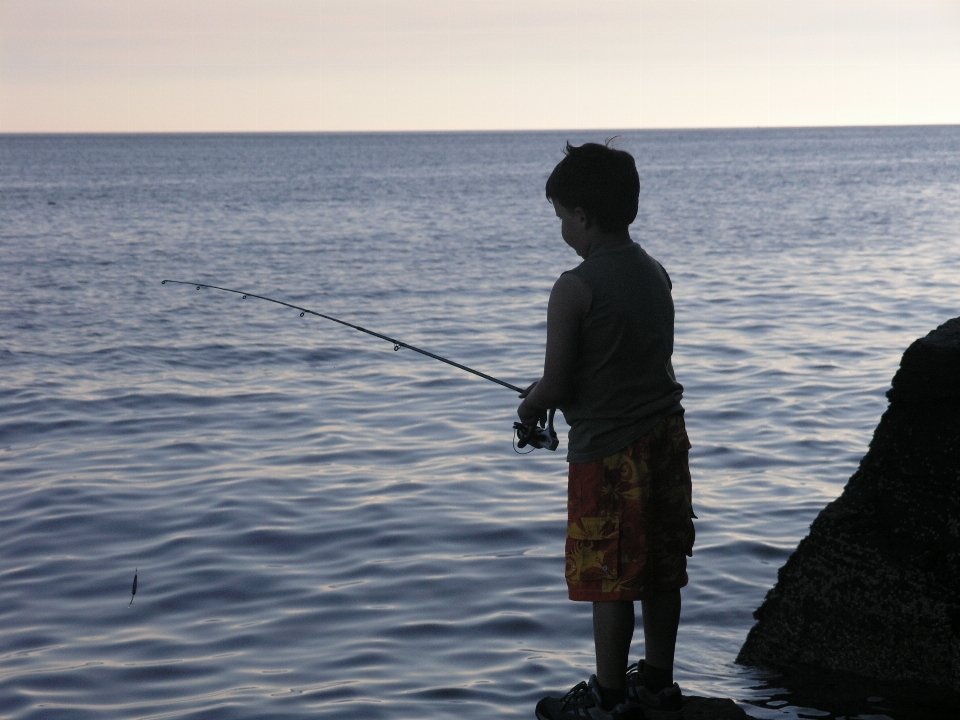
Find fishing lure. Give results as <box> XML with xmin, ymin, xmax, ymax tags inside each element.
<box><xmin>162</xmin><ymin>280</ymin><xmax>558</xmax><ymax>451</ymax></box>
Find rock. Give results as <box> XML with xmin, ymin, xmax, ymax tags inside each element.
<box><xmin>887</xmin><ymin>316</ymin><xmax>960</xmax><ymax>404</ymax></box>
<box><xmin>737</xmin><ymin>317</ymin><xmax>960</xmax><ymax>697</ymax></box>
<box><xmin>742</xmin><ymin>664</ymin><xmax>960</xmax><ymax>720</ymax></box>
<box><xmin>682</xmin><ymin>695</ymin><xmax>749</xmax><ymax>719</ymax></box>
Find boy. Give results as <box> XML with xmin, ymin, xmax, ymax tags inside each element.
<box><xmin>518</xmin><ymin>142</ymin><xmax>694</xmax><ymax>720</ymax></box>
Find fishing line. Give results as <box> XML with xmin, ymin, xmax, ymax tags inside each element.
<box><xmin>129</xmin><ymin>498</ymin><xmax>141</xmax><ymax>606</ymax></box>
<box><xmin>150</xmin><ymin>279</ymin><xmax>558</xmax><ymax>603</ymax></box>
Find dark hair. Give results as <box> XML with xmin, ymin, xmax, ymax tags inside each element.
<box><xmin>545</xmin><ymin>141</ymin><xmax>640</xmax><ymax>232</ymax></box>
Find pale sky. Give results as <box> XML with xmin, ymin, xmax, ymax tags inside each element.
<box><xmin>2</xmin><ymin>0</ymin><xmax>959</xmax><ymax>132</ymax></box>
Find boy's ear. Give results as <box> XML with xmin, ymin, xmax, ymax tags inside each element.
<box><xmin>573</xmin><ymin>207</ymin><xmax>592</xmax><ymax>228</ymax></box>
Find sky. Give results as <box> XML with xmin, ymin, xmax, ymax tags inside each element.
<box><xmin>2</xmin><ymin>0</ymin><xmax>959</xmax><ymax>133</ymax></box>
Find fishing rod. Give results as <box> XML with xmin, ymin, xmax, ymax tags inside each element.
<box><xmin>161</xmin><ymin>279</ymin><xmax>559</xmax><ymax>451</ymax></box>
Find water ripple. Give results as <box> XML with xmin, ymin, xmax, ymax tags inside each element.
<box><xmin>2</xmin><ymin>128</ymin><xmax>959</xmax><ymax>719</ymax></box>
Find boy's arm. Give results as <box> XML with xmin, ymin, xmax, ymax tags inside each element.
<box><xmin>517</xmin><ymin>272</ymin><xmax>590</xmax><ymax>426</ymax></box>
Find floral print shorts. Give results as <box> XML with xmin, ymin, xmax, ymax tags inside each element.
<box><xmin>565</xmin><ymin>412</ymin><xmax>695</xmax><ymax>602</ymax></box>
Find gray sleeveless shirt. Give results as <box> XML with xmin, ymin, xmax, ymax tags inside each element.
<box><xmin>561</xmin><ymin>241</ymin><xmax>684</xmax><ymax>463</ymax></box>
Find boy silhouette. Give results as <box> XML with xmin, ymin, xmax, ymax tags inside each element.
<box><xmin>518</xmin><ymin>141</ymin><xmax>694</xmax><ymax>720</ymax></box>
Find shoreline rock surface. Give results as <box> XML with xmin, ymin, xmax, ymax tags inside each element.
<box><xmin>682</xmin><ymin>695</ymin><xmax>748</xmax><ymax>718</ymax></box>
<box><xmin>737</xmin><ymin>318</ymin><xmax>960</xmax><ymax>703</ymax></box>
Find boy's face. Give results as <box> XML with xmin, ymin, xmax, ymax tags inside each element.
<box><xmin>553</xmin><ymin>201</ymin><xmax>590</xmax><ymax>258</ymax></box>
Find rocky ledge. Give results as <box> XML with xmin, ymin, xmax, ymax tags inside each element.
<box><xmin>683</xmin><ymin>695</ymin><xmax>748</xmax><ymax>719</ymax></box>
<box><xmin>737</xmin><ymin>317</ymin><xmax>960</xmax><ymax>699</ymax></box>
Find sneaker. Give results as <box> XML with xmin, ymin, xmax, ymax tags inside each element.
<box><xmin>624</xmin><ymin>661</ymin><xmax>683</xmax><ymax>720</ymax></box>
<box><xmin>536</xmin><ymin>674</ymin><xmax>640</xmax><ymax>720</ymax></box>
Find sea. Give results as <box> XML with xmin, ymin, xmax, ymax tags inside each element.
<box><xmin>2</xmin><ymin>127</ymin><xmax>959</xmax><ymax>720</ymax></box>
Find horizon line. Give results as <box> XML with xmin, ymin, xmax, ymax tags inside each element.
<box><xmin>2</xmin><ymin>122</ymin><xmax>959</xmax><ymax>137</ymax></box>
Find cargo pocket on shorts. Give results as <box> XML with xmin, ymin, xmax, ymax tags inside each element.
<box><xmin>565</xmin><ymin>515</ymin><xmax>620</xmax><ymax>584</ymax></box>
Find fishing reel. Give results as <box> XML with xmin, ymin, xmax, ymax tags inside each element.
<box><xmin>514</xmin><ymin>408</ymin><xmax>559</xmax><ymax>452</ymax></box>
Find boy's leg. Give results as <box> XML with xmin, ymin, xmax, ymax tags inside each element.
<box><xmin>641</xmin><ymin>588</ymin><xmax>681</xmax><ymax>686</ymax></box>
<box><xmin>593</xmin><ymin>600</ymin><xmax>634</xmax><ymax>693</ymax></box>
<box><xmin>639</xmin><ymin>412</ymin><xmax>690</xmax><ymax>690</ymax></box>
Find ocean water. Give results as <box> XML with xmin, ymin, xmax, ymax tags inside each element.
<box><xmin>1</xmin><ymin>127</ymin><xmax>959</xmax><ymax>720</ymax></box>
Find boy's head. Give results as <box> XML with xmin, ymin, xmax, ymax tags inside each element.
<box><xmin>545</xmin><ymin>141</ymin><xmax>640</xmax><ymax>233</ymax></box>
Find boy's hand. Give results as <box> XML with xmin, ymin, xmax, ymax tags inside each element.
<box><xmin>517</xmin><ymin>381</ymin><xmax>547</xmax><ymax>427</ymax></box>
<box><xmin>518</xmin><ymin>381</ymin><xmax>538</xmax><ymax>399</ymax></box>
